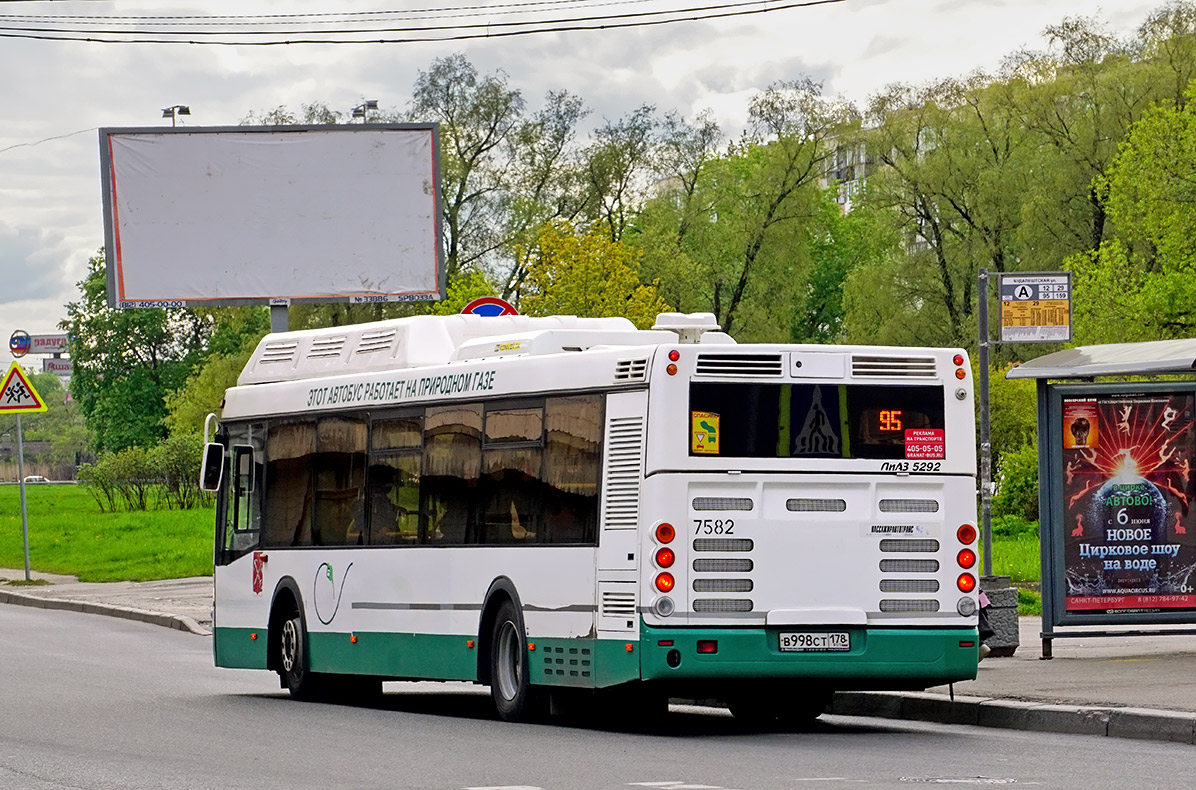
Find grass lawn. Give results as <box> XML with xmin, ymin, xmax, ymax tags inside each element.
<box><xmin>991</xmin><ymin>533</ymin><xmax>1043</xmax><ymax>616</ymax></box>
<box><xmin>0</xmin><ymin>484</ymin><xmax>213</xmax><ymax>582</ymax></box>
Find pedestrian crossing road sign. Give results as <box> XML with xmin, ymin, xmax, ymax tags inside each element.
<box><xmin>0</xmin><ymin>362</ymin><xmax>47</xmax><ymax>413</ymax></box>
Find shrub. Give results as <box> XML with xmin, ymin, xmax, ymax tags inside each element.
<box><xmin>993</xmin><ymin>441</ymin><xmax>1039</xmax><ymax>522</ymax></box>
<box><xmin>77</xmin><ymin>461</ymin><xmax>117</xmax><ymax>513</ymax></box>
<box><xmin>148</xmin><ymin>434</ymin><xmax>203</xmax><ymax>510</ymax></box>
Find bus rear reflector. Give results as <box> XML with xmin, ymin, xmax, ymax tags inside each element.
<box><xmin>696</xmin><ymin>640</ymin><xmax>718</xmax><ymax>654</ymax></box>
<box><xmin>656</xmin><ymin>523</ymin><xmax>676</xmax><ymax>544</ymax></box>
<box><xmin>957</xmin><ymin>573</ymin><xmax>977</xmax><ymax>593</ymax></box>
<box><xmin>655</xmin><ymin>547</ymin><xmax>675</xmax><ymax>568</ymax></box>
<box><xmin>655</xmin><ymin>572</ymin><xmax>675</xmax><ymax>592</ymax></box>
<box><xmin>957</xmin><ymin>524</ymin><xmax>977</xmax><ymax>544</ymax></box>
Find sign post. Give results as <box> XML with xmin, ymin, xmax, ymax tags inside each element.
<box><xmin>1</xmin><ymin>362</ymin><xmax>48</xmax><ymax>581</ymax></box>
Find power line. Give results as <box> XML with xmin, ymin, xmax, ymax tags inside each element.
<box><xmin>0</xmin><ymin>0</ymin><xmax>844</xmax><ymax>42</ymax></box>
<box><xmin>0</xmin><ymin>0</ymin><xmax>657</xmax><ymax>22</ymax></box>
<box><xmin>2</xmin><ymin>0</ymin><xmax>663</xmax><ymax>28</ymax></box>
<box><xmin>0</xmin><ymin>127</ymin><xmax>96</xmax><ymax>156</ymax></box>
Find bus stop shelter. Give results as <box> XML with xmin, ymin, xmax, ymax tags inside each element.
<box><xmin>1009</xmin><ymin>338</ymin><xmax>1196</xmax><ymax>658</ymax></box>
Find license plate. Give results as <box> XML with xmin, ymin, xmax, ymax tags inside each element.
<box><xmin>779</xmin><ymin>631</ymin><xmax>851</xmax><ymax>652</ymax></box>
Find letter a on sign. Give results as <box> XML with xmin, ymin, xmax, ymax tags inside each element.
<box><xmin>0</xmin><ymin>362</ymin><xmax>47</xmax><ymax>414</ymax></box>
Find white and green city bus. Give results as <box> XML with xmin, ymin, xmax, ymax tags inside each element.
<box><xmin>202</xmin><ymin>311</ymin><xmax>980</xmax><ymax>723</ymax></box>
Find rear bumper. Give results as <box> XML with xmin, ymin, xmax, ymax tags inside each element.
<box><xmin>639</xmin><ymin>624</ymin><xmax>978</xmax><ymax>687</ymax></box>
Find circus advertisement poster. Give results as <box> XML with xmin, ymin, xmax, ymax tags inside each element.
<box><xmin>1061</xmin><ymin>393</ymin><xmax>1196</xmax><ymax>613</ymax></box>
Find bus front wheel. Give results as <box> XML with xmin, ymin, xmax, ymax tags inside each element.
<box><xmin>279</xmin><ymin>606</ymin><xmax>325</xmax><ymax>701</ymax></box>
<box><xmin>489</xmin><ymin>599</ymin><xmax>544</xmax><ymax>722</ymax></box>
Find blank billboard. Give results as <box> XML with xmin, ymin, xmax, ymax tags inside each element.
<box><xmin>99</xmin><ymin>124</ymin><xmax>443</xmax><ymax>308</ymax></box>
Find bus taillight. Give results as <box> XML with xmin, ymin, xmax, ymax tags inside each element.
<box><xmin>957</xmin><ymin>573</ymin><xmax>977</xmax><ymax>593</ymax></box>
<box><xmin>957</xmin><ymin>548</ymin><xmax>977</xmax><ymax>569</ymax></box>
<box><xmin>655</xmin><ymin>572</ymin><xmax>675</xmax><ymax>592</ymax></box>
<box><xmin>655</xmin><ymin>523</ymin><xmax>676</xmax><ymax>544</ymax></box>
<box><xmin>655</xmin><ymin>547</ymin><xmax>675</xmax><ymax>568</ymax></box>
<box><xmin>957</xmin><ymin>524</ymin><xmax>977</xmax><ymax>544</ymax></box>
<box><xmin>668</xmin><ymin>349</ymin><xmax>680</xmax><ymax>361</ymax></box>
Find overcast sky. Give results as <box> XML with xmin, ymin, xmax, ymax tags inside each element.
<box><xmin>0</xmin><ymin>0</ymin><xmax>1164</xmax><ymax>344</ymax></box>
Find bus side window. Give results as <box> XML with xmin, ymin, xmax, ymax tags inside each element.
<box><xmin>368</xmin><ymin>414</ymin><xmax>423</xmax><ymax>545</ymax></box>
<box><xmin>313</xmin><ymin>418</ymin><xmax>368</xmax><ymax>546</ymax></box>
<box><xmin>542</xmin><ymin>395</ymin><xmax>601</xmax><ymax>544</ymax></box>
<box><xmin>264</xmin><ymin>422</ymin><xmax>316</xmax><ymax>547</ymax></box>
<box><xmin>422</xmin><ymin>405</ymin><xmax>482</xmax><ymax>545</ymax></box>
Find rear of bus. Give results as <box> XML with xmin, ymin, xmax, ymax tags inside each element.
<box><xmin>637</xmin><ymin>344</ymin><xmax>979</xmax><ymax>702</ymax></box>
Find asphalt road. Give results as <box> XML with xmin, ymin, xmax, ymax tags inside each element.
<box><xmin>2</xmin><ymin>605</ymin><xmax>1193</xmax><ymax>790</ymax></box>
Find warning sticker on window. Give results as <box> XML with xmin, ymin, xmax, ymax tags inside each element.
<box><xmin>692</xmin><ymin>411</ymin><xmax>720</xmax><ymax>454</ymax></box>
<box><xmin>904</xmin><ymin>428</ymin><xmax>945</xmax><ymax>459</ymax></box>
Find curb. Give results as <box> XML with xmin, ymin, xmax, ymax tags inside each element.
<box><xmin>0</xmin><ymin>589</ymin><xmax>212</xmax><ymax>636</ymax></box>
<box><xmin>831</xmin><ymin>691</ymin><xmax>1196</xmax><ymax>745</ymax></box>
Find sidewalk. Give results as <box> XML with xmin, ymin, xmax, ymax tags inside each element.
<box><xmin>3</xmin><ymin>568</ymin><xmax>1195</xmax><ymax>743</ymax></box>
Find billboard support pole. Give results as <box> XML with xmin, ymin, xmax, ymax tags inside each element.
<box><xmin>979</xmin><ymin>269</ymin><xmax>993</xmax><ymax>577</ymax></box>
<box><xmin>270</xmin><ymin>305</ymin><xmax>289</xmax><ymax>334</ymax></box>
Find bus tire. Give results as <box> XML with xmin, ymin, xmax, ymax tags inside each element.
<box><xmin>489</xmin><ymin>599</ymin><xmax>544</xmax><ymax>722</ymax></box>
<box><xmin>279</xmin><ymin>603</ymin><xmax>326</xmax><ymax>701</ymax></box>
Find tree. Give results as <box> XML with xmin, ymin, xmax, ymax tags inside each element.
<box><xmin>409</xmin><ymin>54</ymin><xmax>526</xmax><ymax>280</ymax></box>
<box><xmin>518</xmin><ymin>222</ymin><xmax>671</xmax><ymax>328</ymax></box>
<box><xmin>62</xmin><ymin>252</ymin><xmax>209</xmax><ymax>452</ymax></box>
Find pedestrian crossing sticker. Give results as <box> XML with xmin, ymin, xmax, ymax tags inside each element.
<box><xmin>0</xmin><ymin>362</ymin><xmax>47</xmax><ymax>413</ymax></box>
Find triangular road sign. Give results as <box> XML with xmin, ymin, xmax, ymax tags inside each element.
<box><xmin>0</xmin><ymin>362</ymin><xmax>47</xmax><ymax>413</ymax></box>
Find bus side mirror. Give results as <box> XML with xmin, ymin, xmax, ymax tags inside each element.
<box><xmin>200</xmin><ymin>442</ymin><xmax>225</xmax><ymax>492</ymax></box>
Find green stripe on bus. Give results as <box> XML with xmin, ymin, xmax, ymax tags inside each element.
<box><xmin>638</xmin><ymin>625</ymin><xmax>978</xmax><ymax>683</ymax></box>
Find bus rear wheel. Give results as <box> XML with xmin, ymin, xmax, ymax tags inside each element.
<box><xmin>489</xmin><ymin>600</ymin><xmax>544</xmax><ymax>722</ymax></box>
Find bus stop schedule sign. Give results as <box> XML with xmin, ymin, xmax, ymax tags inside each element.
<box><xmin>999</xmin><ymin>273</ymin><xmax>1071</xmax><ymax>343</ymax></box>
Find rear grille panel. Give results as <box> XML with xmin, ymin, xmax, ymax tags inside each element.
<box><xmin>695</xmin><ymin>354</ymin><xmax>784</xmax><ymax>377</ymax></box>
<box><xmin>879</xmin><ymin>539</ymin><xmax>940</xmax><ymax>553</ymax></box>
<box><xmin>692</xmin><ymin>497</ymin><xmax>754</xmax><ymax>511</ymax></box>
<box><xmin>879</xmin><ymin>559</ymin><xmax>940</xmax><ymax>573</ymax></box>
<box><xmin>879</xmin><ymin>499</ymin><xmax>940</xmax><ymax>513</ymax></box>
<box><xmin>787</xmin><ymin>498</ymin><xmax>847</xmax><ymax>512</ymax></box>
<box><xmin>693</xmin><ymin>599</ymin><xmax>754</xmax><ymax>613</ymax></box>
<box><xmin>693</xmin><ymin>558</ymin><xmax>754</xmax><ymax>573</ymax></box>
<box><xmin>880</xmin><ymin>599</ymin><xmax>940</xmax><ymax>613</ymax></box>
<box><xmin>693</xmin><ymin>538</ymin><xmax>754</xmax><ymax>552</ymax></box>
<box><xmin>851</xmin><ymin>355</ymin><xmax>936</xmax><ymax>377</ymax></box>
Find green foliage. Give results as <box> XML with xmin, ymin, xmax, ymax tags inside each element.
<box><xmin>993</xmin><ymin>442</ymin><xmax>1040</xmax><ymax>521</ymax></box>
<box><xmin>78</xmin><ymin>437</ymin><xmax>204</xmax><ymax>512</ymax></box>
<box><xmin>988</xmin><ymin>364</ymin><xmax>1038</xmax><ymax>469</ymax></box>
<box><xmin>519</xmin><ymin>222</ymin><xmax>671</xmax><ymax>327</ymax></box>
<box><xmin>992</xmin><ymin>514</ymin><xmax>1039</xmax><ymax>539</ymax></box>
<box><xmin>62</xmin><ymin>253</ymin><xmax>209</xmax><ymax>453</ymax></box>
<box><xmin>0</xmin><ymin>484</ymin><xmax>212</xmax><ymax>582</ymax></box>
<box><xmin>991</xmin><ymin>532</ymin><xmax>1042</xmax><ymax>585</ymax></box>
<box><xmin>1017</xmin><ymin>588</ymin><xmax>1042</xmax><ymax>617</ymax></box>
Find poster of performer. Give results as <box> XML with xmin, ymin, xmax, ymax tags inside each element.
<box><xmin>1061</xmin><ymin>392</ymin><xmax>1196</xmax><ymax>613</ymax></box>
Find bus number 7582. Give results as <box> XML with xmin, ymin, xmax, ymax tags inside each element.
<box><xmin>694</xmin><ymin>519</ymin><xmax>735</xmax><ymax>535</ymax></box>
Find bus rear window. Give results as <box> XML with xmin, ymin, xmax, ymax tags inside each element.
<box><xmin>689</xmin><ymin>382</ymin><xmax>944</xmax><ymax>460</ymax></box>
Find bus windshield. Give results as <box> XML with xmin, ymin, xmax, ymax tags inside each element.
<box><xmin>689</xmin><ymin>382</ymin><xmax>945</xmax><ymax>460</ymax></box>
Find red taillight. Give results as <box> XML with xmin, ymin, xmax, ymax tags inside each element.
<box><xmin>953</xmin><ymin>354</ymin><xmax>965</xmax><ymax>366</ymax></box>
<box><xmin>655</xmin><ymin>547</ymin><xmax>675</xmax><ymax>568</ymax></box>
<box><xmin>957</xmin><ymin>524</ymin><xmax>977</xmax><ymax>544</ymax></box>
<box><xmin>957</xmin><ymin>573</ymin><xmax>977</xmax><ymax>593</ymax></box>
<box><xmin>656</xmin><ymin>523</ymin><xmax>676</xmax><ymax>544</ymax></box>
<box><xmin>668</xmin><ymin>349</ymin><xmax>680</xmax><ymax>362</ymax></box>
<box><xmin>696</xmin><ymin>640</ymin><xmax>718</xmax><ymax>654</ymax></box>
<box><xmin>655</xmin><ymin>572</ymin><xmax>675</xmax><ymax>592</ymax></box>
<box><xmin>957</xmin><ymin>548</ymin><xmax>977</xmax><ymax>569</ymax></box>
